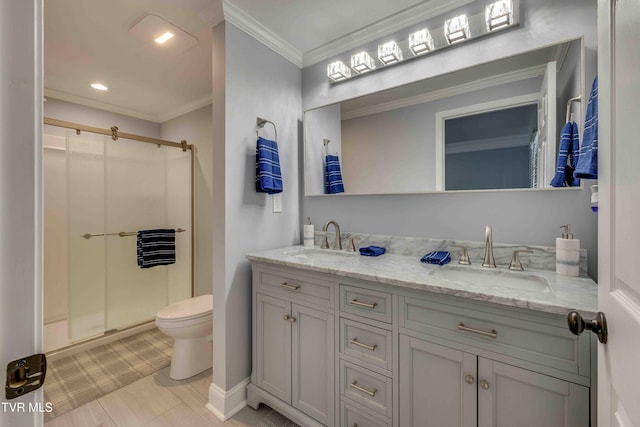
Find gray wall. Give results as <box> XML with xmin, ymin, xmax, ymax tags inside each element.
<box><xmin>211</xmin><ymin>22</ymin><xmax>302</xmax><ymax>390</ymax></box>
<box><xmin>302</xmin><ymin>0</ymin><xmax>599</xmax><ymax>279</ymax></box>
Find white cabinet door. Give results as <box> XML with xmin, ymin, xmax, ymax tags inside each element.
<box><xmin>291</xmin><ymin>303</ymin><xmax>334</xmax><ymax>426</ymax></box>
<box><xmin>399</xmin><ymin>335</ymin><xmax>476</xmax><ymax>427</ymax></box>
<box><xmin>597</xmin><ymin>0</ymin><xmax>640</xmax><ymax>425</ymax></box>
<box><xmin>255</xmin><ymin>293</ymin><xmax>291</xmax><ymax>404</ymax></box>
<box><xmin>477</xmin><ymin>358</ymin><xmax>589</xmax><ymax>427</ymax></box>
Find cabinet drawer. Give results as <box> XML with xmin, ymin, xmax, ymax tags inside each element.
<box><xmin>257</xmin><ymin>268</ymin><xmax>334</xmax><ymax>308</ymax></box>
<box><xmin>339</xmin><ymin>360</ymin><xmax>392</xmax><ymax>419</ymax></box>
<box><xmin>341</xmin><ymin>400</ymin><xmax>390</xmax><ymax>427</ymax></box>
<box><xmin>340</xmin><ymin>285</ymin><xmax>391</xmax><ymax>323</ymax></box>
<box><xmin>399</xmin><ymin>295</ymin><xmax>589</xmax><ymax>375</ymax></box>
<box><xmin>340</xmin><ymin>319</ymin><xmax>392</xmax><ymax>370</ymax></box>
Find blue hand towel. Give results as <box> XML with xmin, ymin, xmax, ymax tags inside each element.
<box><xmin>256</xmin><ymin>137</ymin><xmax>283</xmax><ymax>194</ymax></box>
<box><xmin>325</xmin><ymin>154</ymin><xmax>344</xmax><ymax>194</ymax></box>
<box><xmin>137</xmin><ymin>229</ymin><xmax>176</xmax><ymax>269</ymax></box>
<box><xmin>550</xmin><ymin>122</ymin><xmax>581</xmax><ymax>187</ymax></box>
<box><xmin>359</xmin><ymin>246</ymin><xmax>386</xmax><ymax>256</ymax></box>
<box><xmin>574</xmin><ymin>76</ymin><xmax>598</xmax><ymax>179</ymax></box>
<box><xmin>420</xmin><ymin>251</ymin><xmax>451</xmax><ymax>266</ymax></box>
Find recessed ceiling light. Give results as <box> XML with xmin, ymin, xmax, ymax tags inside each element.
<box><xmin>154</xmin><ymin>31</ymin><xmax>174</xmax><ymax>44</ymax></box>
<box><xmin>90</xmin><ymin>83</ymin><xmax>108</xmax><ymax>91</ymax></box>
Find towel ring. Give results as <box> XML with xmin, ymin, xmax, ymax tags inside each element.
<box><xmin>256</xmin><ymin>117</ymin><xmax>277</xmax><ymax>141</ymax></box>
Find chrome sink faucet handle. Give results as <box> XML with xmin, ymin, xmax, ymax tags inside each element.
<box><xmin>450</xmin><ymin>244</ymin><xmax>471</xmax><ymax>265</ymax></box>
<box><xmin>509</xmin><ymin>249</ymin><xmax>534</xmax><ymax>271</ymax></box>
<box><xmin>347</xmin><ymin>235</ymin><xmax>361</xmax><ymax>252</ymax></box>
<box><xmin>482</xmin><ymin>225</ymin><xmax>496</xmax><ymax>268</ymax></box>
<box><xmin>321</xmin><ymin>220</ymin><xmax>342</xmax><ymax>250</ymax></box>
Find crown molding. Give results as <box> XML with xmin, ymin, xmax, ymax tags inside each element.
<box><xmin>341</xmin><ymin>64</ymin><xmax>546</xmax><ymax>120</ymax></box>
<box><xmin>302</xmin><ymin>0</ymin><xmax>475</xmax><ymax>68</ymax></box>
<box><xmin>44</xmin><ymin>88</ymin><xmax>160</xmax><ymax>122</ymax></box>
<box><xmin>44</xmin><ymin>88</ymin><xmax>212</xmax><ymax>124</ymax></box>
<box><xmin>158</xmin><ymin>95</ymin><xmax>213</xmax><ymax>122</ymax></box>
<box><xmin>222</xmin><ymin>0</ymin><xmax>302</xmax><ymax>67</ymax></box>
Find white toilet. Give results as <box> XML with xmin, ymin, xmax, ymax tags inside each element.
<box><xmin>156</xmin><ymin>294</ymin><xmax>213</xmax><ymax>380</ymax></box>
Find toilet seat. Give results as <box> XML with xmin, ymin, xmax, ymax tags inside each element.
<box><xmin>156</xmin><ymin>294</ymin><xmax>212</xmax><ymax>321</ymax></box>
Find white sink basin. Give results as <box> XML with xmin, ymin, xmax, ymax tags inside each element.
<box><xmin>429</xmin><ymin>266</ymin><xmax>550</xmax><ymax>293</ymax></box>
<box><xmin>283</xmin><ymin>247</ymin><xmax>357</xmax><ymax>263</ymax></box>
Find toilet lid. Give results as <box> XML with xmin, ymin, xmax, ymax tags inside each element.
<box><xmin>157</xmin><ymin>294</ymin><xmax>213</xmax><ymax>321</ymax></box>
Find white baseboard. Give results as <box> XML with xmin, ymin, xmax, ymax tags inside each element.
<box><xmin>207</xmin><ymin>377</ymin><xmax>250</xmax><ymax>421</ymax></box>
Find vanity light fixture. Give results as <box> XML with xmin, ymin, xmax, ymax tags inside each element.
<box><xmin>327</xmin><ymin>60</ymin><xmax>352</xmax><ymax>82</ymax></box>
<box><xmin>378</xmin><ymin>41</ymin><xmax>403</xmax><ymax>65</ymax></box>
<box><xmin>486</xmin><ymin>0</ymin><xmax>513</xmax><ymax>31</ymax></box>
<box><xmin>444</xmin><ymin>14</ymin><xmax>470</xmax><ymax>44</ymax></box>
<box><xmin>408</xmin><ymin>28</ymin><xmax>435</xmax><ymax>56</ymax></box>
<box><xmin>351</xmin><ymin>51</ymin><xmax>376</xmax><ymax>73</ymax></box>
<box><xmin>90</xmin><ymin>83</ymin><xmax>108</xmax><ymax>91</ymax></box>
<box><xmin>154</xmin><ymin>31</ymin><xmax>175</xmax><ymax>44</ymax></box>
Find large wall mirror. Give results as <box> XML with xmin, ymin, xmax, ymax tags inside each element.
<box><xmin>304</xmin><ymin>37</ymin><xmax>584</xmax><ymax>196</ymax></box>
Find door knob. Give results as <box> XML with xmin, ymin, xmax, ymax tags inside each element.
<box><xmin>567</xmin><ymin>311</ymin><xmax>608</xmax><ymax>344</ymax></box>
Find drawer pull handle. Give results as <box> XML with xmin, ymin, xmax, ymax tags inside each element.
<box><xmin>349</xmin><ymin>299</ymin><xmax>377</xmax><ymax>309</ymax></box>
<box><xmin>350</xmin><ymin>338</ymin><xmax>377</xmax><ymax>351</ymax></box>
<box><xmin>351</xmin><ymin>424</ymin><xmax>358</xmax><ymax>427</ymax></box>
<box><xmin>457</xmin><ymin>323</ymin><xmax>497</xmax><ymax>339</ymax></box>
<box><xmin>280</xmin><ymin>282</ymin><xmax>300</xmax><ymax>291</ymax></box>
<box><xmin>349</xmin><ymin>381</ymin><xmax>377</xmax><ymax>397</ymax></box>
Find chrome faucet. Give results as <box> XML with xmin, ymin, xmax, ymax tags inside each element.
<box><xmin>321</xmin><ymin>220</ymin><xmax>342</xmax><ymax>250</ymax></box>
<box><xmin>482</xmin><ymin>225</ymin><xmax>496</xmax><ymax>268</ymax></box>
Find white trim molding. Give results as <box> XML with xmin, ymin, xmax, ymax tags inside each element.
<box><xmin>207</xmin><ymin>377</ymin><xmax>251</xmax><ymax>421</ymax></box>
<box><xmin>222</xmin><ymin>0</ymin><xmax>302</xmax><ymax>67</ymax></box>
<box><xmin>302</xmin><ymin>0</ymin><xmax>474</xmax><ymax>67</ymax></box>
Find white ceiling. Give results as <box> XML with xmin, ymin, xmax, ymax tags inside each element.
<box><xmin>44</xmin><ymin>0</ymin><xmax>471</xmax><ymax>122</ymax></box>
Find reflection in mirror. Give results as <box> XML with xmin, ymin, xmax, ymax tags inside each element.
<box><xmin>304</xmin><ymin>38</ymin><xmax>584</xmax><ymax>196</ymax></box>
<box><xmin>444</xmin><ymin>104</ymin><xmax>537</xmax><ymax>191</ymax></box>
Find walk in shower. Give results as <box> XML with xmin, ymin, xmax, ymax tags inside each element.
<box><xmin>43</xmin><ymin>119</ymin><xmax>194</xmax><ymax>353</ymax></box>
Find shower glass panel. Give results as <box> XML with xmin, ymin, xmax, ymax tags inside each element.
<box><xmin>66</xmin><ymin>131</ymin><xmax>192</xmax><ymax>343</ymax></box>
<box><xmin>67</xmin><ymin>131</ymin><xmax>106</xmax><ymax>342</ymax></box>
<box><xmin>104</xmin><ymin>137</ymin><xmax>169</xmax><ymax>331</ymax></box>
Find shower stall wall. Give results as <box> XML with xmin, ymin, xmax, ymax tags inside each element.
<box><xmin>44</xmin><ymin>120</ymin><xmax>194</xmax><ymax>349</ymax></box>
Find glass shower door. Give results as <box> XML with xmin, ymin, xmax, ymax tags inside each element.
<box><xmin>67</xmin><ymin>131</ymin><xmax>106</xmax><ymax>342</ymax></box>
<box><xmin>104</xmin><ymin>137</ymin><xmax>168</xmax><ymax>331</ymax></box>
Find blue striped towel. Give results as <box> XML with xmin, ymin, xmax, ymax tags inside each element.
<box><xmin>574</xmin><ymin>76</ymin><xmax>598</xmax><ymax>179</ymax></box>
<box><xmin>324</xmin><ymin>155</ymin><xmax>344</xmax><ymax>194</ymax></box>
<box><xmin>256</xmin><ymin>137</ymin><xmax>283</xmax><ymax>194</ymax></box>
<box><xmin>550</xmin><ymin>121</ymin><xmax>581</xmax><ymax>187</ymax></box>
<box><xmin>137</xmin><ymin>229</ymin><xmax>176</xmax><ymax>269</ymax></box>
<box><xmin>420</xmin><ymin>251</ymin><xmax>451</xmax><ymax>266</ymax></box>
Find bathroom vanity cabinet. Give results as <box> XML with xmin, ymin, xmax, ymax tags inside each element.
<box><xmin>247</xmin><ymin>259</ymin><xmax>595</xmax><ymax>427</ymax></box>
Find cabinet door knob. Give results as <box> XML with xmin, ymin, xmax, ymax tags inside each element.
<box><xmin>480</xmin><ymin>379</ymin><xmax>490</xmax><ymax>390</ymax></box>
<box><xmin>465</xmin><ymin>374</ymin><xmax>475</xmax><ymax>384</ymax></box>
<box><xmin>567</xmin><ymin>311</ymin><xmax>608</xmax><ymax>344</ymax></box>
<box><xmin>283</xmin><ymin>315</ymin><xmax>290</xmax><ymax>321</ymax></box>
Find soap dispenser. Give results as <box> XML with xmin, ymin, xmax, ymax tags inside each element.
<box><xmin>556</xmin><ymin>224</ymin><xmax>580</xmax><ymax>277</ymax></box>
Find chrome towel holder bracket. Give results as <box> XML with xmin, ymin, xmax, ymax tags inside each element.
<box><xmin>256</xmin><ymin>117</ymin><xmax>277</xmax><ymax>141</ymax></box>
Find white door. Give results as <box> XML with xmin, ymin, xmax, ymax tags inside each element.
<box><xmin>0</xmin><ymin>1</ymin><xmax>44</xmax><ymax>426</ymax></box>
<box><xmin>597</xmin><ymin>0</ymin><xmax>640</xmax><ymax>425</ymax></box>
<box><xmin>537</xmin><ymin>61</ymin><xmax>557</xmax><ymax>187</ymax></box>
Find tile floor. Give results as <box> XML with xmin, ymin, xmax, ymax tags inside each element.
<box><xmin>44</xmin><ymin>366</ymin><xmax>298</xmax><ymax>427</ymax></box>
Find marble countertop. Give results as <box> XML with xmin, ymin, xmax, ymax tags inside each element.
<box><xmin>247</xmin><ymin>246</ymin><xmax>598</xmax><ymax>317</ymax></box>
